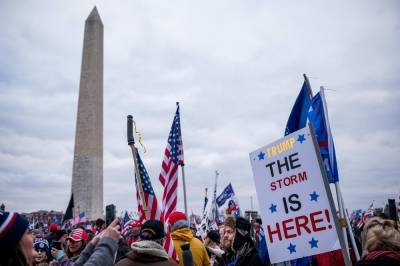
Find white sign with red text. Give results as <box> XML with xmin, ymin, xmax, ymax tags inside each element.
<box><xmin>249</xmin><ymin>126</ymin><xmax>340</xmax><ymax>263</ymax></box>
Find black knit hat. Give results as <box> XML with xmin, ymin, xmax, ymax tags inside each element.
<box><xmin>207</xmin><ymin>230</ymin><xmax>220</xmax><ymax>244</ymax></box>
<box><xmin>140</xmin><ymin>220</ymin><xmax>165</xmax><ymax>240</ymax></box>
<box><xmin>0</xmin><ymin>211</ymin><xmax>29</xmax><ymax>252</ymax></box>
<box><xmin>236</xmin><ymin>217</ymin><xmax>251</xmax><ymax>233</ymax></box>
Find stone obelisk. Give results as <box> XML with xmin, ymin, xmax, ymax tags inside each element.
<box><xmin>71</xmin><ymin>7</ymin><xmax>103</xmax><ymax>220</ymax></box>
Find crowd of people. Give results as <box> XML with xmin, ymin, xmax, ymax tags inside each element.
<box><xmin>1</xmin><ymin>209</ymin><xmax>399</xmax><ymax>266</ymax></box>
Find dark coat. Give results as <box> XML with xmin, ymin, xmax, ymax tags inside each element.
<box><xmin>115</xmin><ymin>240</ymin><xmax>177</xmax><ymax>266</ymax></box>
<box><xmin>235</xmin><ymin>247</ymin><xmax>263</xmax><ymax>266</ymax></box>
<box><xmin>219</xmin><ymin>250</ymin><xmax>235</xmax><ymax>266</ymax></box>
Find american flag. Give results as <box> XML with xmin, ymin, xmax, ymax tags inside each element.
<box><xmin>158</xmin><ymin>103</ymin><xmax>183</xmax><ymax>262</ymax></box>
<box><xmin>159</xmin><ymin>103</ymin><xmax>184</xmax><ymax>222</ymax></box>
<box><xmin>357</xmin><ymin>203</ymin><xmax>374</xmax><ymax>229</ymax></box>
<box><xmin>121</xmin><ymin>212</ymin><xmax>132</xmax><ymax>236</ymax></box>
<box><xmin>134</xmin><ymin>149</ymin><xmax>161</xmax><ymax>223</ymax></box>
<box><xmin>71</xmin><ymin>212</ymin><xmax>86</xmax><ymax>226</ymax></box>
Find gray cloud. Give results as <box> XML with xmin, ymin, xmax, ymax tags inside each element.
<box><xmin>0</xmin><ymin>0</ymin><xmax>399</xmax><ymax>216</ymax></box>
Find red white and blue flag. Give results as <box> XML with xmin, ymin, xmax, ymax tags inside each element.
<box><xmin>134</xmin><ymin>149</ymin><xmax>162</xmax><ymax>224</ymax></box>
<box><xmin>159</xmin><ymin>103</ymin><xmax>184</xmax><ymax>222</ymax></box>
<box><xmin>357</xmin><ymin>203</ymin><xmax>374</xmax><ymax>229</ymax></box>
<box><xmin>308</xmin><ymin>91</ymin><xmax>339</xmax><ymax>183</ymax></box>
<box><xmin>71</xmin><ymin>212</ymin><xmax>86</xmax><ymax>226</ymax></box>
<box><xmin>285</xmin><ymin>77</ymin><xmax>339</xmax><ymax>183</ymax></box>
<box><xmin>158</xmin><ymin>103</ymin><xmax>183</xmax><ymax>262</ymax></box>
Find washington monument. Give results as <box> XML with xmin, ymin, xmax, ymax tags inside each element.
<box><xmin>71</xmin><ymin>7</ymin><xmax>103</xmax><ymax>220</ymax></box>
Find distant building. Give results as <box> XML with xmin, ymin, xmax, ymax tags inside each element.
<box><xmin>21</xmin><ymin>210</ymin><xmax>64</xmax><ymax>225</ymax></box>
<box><xmin>244</xmin><ymin>210</ymin><xmax>259</xmax><ymax>221</ymax></box>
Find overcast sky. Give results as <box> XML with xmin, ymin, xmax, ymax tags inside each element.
<box><xmin>1</xmin><ymin>1</ymin><xmax>399</xmax><ymax>216</ymax></box>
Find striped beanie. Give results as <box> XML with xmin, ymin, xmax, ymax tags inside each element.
<box><xmin>34</xmin><ymin>238</ymin><xmax>49</xmax><ymax>253</ymax></box>
<box><xmin>0</xmin><ymin>211</ymin><xmax>29</xmax><ymax>251</ymax></box>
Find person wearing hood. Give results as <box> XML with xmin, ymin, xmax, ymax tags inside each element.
<box><xmin>115</xmin><ymin>219</ymin><xmax>177</xmax><ymax>266</ymax></box>
<box><xmin>356</xmin><ymin>217</ymin><xmax>400</xmax><ymax>265</ymax></box>
<box><xmin>231</xmin><ymin>217</ymin><xmax>263</xmax><ymax>266</ymax></box>
<box><xmin>204</xmin><ymin>230</ymin><xmax>224</xmax><ymax>266</ymax></box>
<box><xmin>169</xmin><ymin>211</ymin><xmax>211</xmax><ymax>266</ymax></box>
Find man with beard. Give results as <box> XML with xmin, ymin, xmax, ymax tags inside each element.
<box><xmin>220</xmin><ymin>217</ymin><xmax>235</xmax><ymax>266</ymax></box>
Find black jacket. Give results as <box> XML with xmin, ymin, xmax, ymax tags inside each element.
<box><xmin>235</xmin><ymin>247</ymin><xmax>263</xmax><ymax>266</ymax></box>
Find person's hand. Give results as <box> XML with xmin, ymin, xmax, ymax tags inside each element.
<box><xmin>90</xmin><ymin>231</ymin><xmax>103</xmax><ymax>246</ymax></box>
<box><xmin>102</xmin><ymin>218</ymin><xmax>121</xmax><ymax>242</ymax></box>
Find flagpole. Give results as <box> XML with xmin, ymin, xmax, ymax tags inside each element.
<box><xmin>174</xmin><ymin>102</ymin><xmax>188</xmax><ymax>218</ymax></box>
<box><xmin>334</xmin><ymin>183</ymin><xmax>350</xmax><ymax>257</ymax></box>
<box><xmin>203</xmin><ymin>188</ymin><xmax>208</xmax><ymax>215</ymax></box>
<box><xmin>181</xmin><ymin>164</ymin><xmax>188</xmax><ymax>218</ymax></box>
<box><xmin>127</xmin><ymin>115</ymin><xmax>149</xmax><ymax>220</ymax></box>
<box><xmin>210</xmin><ymin>170</ymin><xmax>219</xmax><ymax>221</ymax></box>
<box><xmin>320</xmin><ymin>87</ymin><xmax>359</xmax><ymax>260</ymax></box>
<box><xmin>339</xmin><ymin>184</ymin><xmax>361</xmax><ymax>260</ymax></box>
<box><xmin>309</xmin><ymin>123</ymin><xmax>351</xmax><ymax>266</ymax></box>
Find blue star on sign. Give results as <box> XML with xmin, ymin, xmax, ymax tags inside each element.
<box><xmin>309</xmin><ymin>237</ymin><xmax>318</xmax><ymax>248</ymax></box>
<box><xmin>310</xmin><ymin>191</ymin><xmax>320</xmax><ymax>202</ymax></box>
<box><xmin>297</xmin><ymin>134</ymin><xmax>306</xmax><ymax>143</ymax></box>
<box><xmin>269</xmin><ymin>203</ymin><xmax>277</xmax><ymax>213</ymax></box>
<box><xmin>287</xmin><ymin>243</ymin><xmax>296</xmax><ymax>254</ymax></box>
<box><xmin>258</xmin><ymin>151</ymin><xmax>265</xmax><ymax>160</ymax></box>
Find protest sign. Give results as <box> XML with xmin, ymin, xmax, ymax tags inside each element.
<box><xmin>249</xmin><ymin>124</ymin><xmax>344</xmax><ymax>263</ymax></box>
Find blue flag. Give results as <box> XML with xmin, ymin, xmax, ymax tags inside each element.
<box><xmin>308</xmin><ymin>92</ymin><xmax>339</xmax><ymax>183</ymax></box>
<box><xmin>52</xmin><ymin>216</ymin><xmax>61</xmax><ymax>225</ymax></box>
<box><xmin>285</xmin><ymin>80</ymin><xmax>312</xmax><ymax>136</ymax></box>
<box><xmin>216</xmin><ymin>183</ymin><xmax>235</xmax><ymax>207</ymax></box>
<box><xmin>258</xmin><ymin>227</ymin><xmax>270</xmax><ymax>265</ymax></box>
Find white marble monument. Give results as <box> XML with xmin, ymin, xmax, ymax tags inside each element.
<box><xmin>71</xmin><ymin>7</ymin><xmax>103</xmax><ymax>220</ymax></box>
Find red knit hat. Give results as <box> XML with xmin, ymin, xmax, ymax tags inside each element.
<box><xmin>49</xmin><ymin>223</ymin><xmax>58</xmax><ymax>232</ymax></box>
<box><xmin>167</xmin><ymin>211</ymin><xmax>187</xmax><ymax>226</ymax></box>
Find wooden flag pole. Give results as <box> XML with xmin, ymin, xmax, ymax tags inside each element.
<box><xmin>127</xmin><ymin>115</ymin><xmax>149</xmax><ymax>220</ymax></box>
<box><xmin>335</xmin><ymin>183</ymin><xmax>350</xmax><ymax>258</ymax></box>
